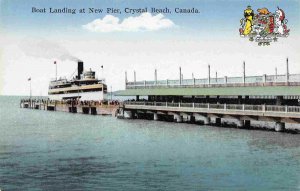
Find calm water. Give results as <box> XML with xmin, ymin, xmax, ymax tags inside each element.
<box><xmin>0</xmin><ymin>96</ymin><xmax>299</xmax><ymax>190</ymax></box>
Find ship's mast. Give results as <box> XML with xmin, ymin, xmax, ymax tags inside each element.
<box><xmin>54</xmin><ymin>61</ymin><xmax>57</xmax><ymax>81</ymax></box>
<box><xmin>30</xmin><ymin>79</ymin><xmax>32</xmax><ymax>100</ymax></box>
<box><xmin>110</xmin><ymin>85</ymin><xmax>112</xmax><ymax>100</ymax></box>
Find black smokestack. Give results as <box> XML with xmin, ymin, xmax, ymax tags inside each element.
<box><xmin>78</xmin><ymin>61</ymin><xmax>83</xmax><ymax>79</ymax></box>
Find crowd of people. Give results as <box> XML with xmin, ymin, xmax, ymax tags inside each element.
<box><xmin>20</xmin><ymin>98</ymin><xmax>120</xmax><ymax>106</ymax></box>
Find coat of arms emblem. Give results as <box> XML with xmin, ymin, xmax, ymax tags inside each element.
<box><xmin>239</xmin><ymin>6</ymin><xmax>290</xmax><ymax>46</ymax></box>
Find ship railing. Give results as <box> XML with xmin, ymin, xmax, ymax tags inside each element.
<box><xmin>124</xmin><ymin>101</ymin><xmax>300</xmax><ymax>113</ymax></box>
<box><xmin>50</xmin><ymin>77</ymin><xmax>68</xmax><ymax>82</ymax></box>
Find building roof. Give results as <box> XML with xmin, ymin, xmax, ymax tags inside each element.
<box><xmin>116</xmin><ymin>86</ymin><xmax>300</xmax><ymax>96</ymax></box>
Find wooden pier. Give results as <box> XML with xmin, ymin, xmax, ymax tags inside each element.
<box><xmin>20</xmin><ymin>99</ymin><xmax>120</xmax><ymax>116</ymax></box>
<box><xmin>118</xmin><ymin>101</ymin><xmax>300</xmax><ymax>132</ymax></box>
<box><xmin>116</xmin><ymin>60</ymin><xmax>300</xmax><ymax>133</ymax></box>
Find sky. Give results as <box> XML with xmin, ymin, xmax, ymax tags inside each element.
<box><xmin>0</xmin><ymin>0</ymin><xmax>300</xmax><ymax>96</ymax></box>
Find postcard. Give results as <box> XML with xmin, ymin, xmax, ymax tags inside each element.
<box><xmin>0</xmin><ymin>0</ymin><xmax>299</xmax><ymax>190</ymax></box>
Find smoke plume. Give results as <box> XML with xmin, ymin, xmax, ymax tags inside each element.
<box><xmin>19</xmin><ymin>38</ymin><xmax>81</xmax><ymax>62</ymax></box>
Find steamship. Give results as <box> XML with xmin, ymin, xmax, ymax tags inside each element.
<box><xmin>48</xmin><ymin>61</ymin><xmax>107</xmax><ymax>101</ymax></box>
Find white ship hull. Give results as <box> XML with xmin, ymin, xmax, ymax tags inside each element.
<box><xmin>48</xmin><ymin>91</ymin><xmax>106</xmax><ymax>101</ymax></box>
<box><xmin>48</xmin><ymin>61</ymin><xmax>107</xmax><ymax>101</ymax></box>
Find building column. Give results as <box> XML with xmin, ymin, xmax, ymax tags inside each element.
<box><xmin>216</xmin><ymin>95</ymin><xmax>220</xmax><ymax>104</ymax></box>
<box><xmin>206</xmin><ymin>96</ymin><xmax>210</xmax><ymax>103</ymax></box>
<box><xmin>192</xmin><ymin>96</ymin><xmax>195</xmax><ymax>103</ymax></box>
<box><xmin>245</xmin><ymin>96</ymin><xmax>249</xmax><ymax>104</ymax></box>
<box><xmin>276</xmin><ymin>96</ymin><xmax>283</xmax><ymax>105</ymax></box>
<box><xmin>275</xmin><ymin>122</ymin><xmax>285</xmax><ymax>132</ymax></box>
<box><xmin>238</xmin><ymin>96</ymin><xmax>243</xmax><ymax>104</ymax></box>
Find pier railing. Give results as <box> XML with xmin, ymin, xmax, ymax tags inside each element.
<box><xmin>126</xmin><ymin>74</ymin><xmax>300</xmax><ymax>89</ymax></box>
<box><xmin>124</xmin><ymin>101</ymin><xmax>300</xmax><ymax>113</ymax></box>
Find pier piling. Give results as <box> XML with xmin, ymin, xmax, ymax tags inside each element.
<box><xmin>203</xmin><ymin>117</ymin><xmax>211</xmax><ymax>125</ymax></box>
<box><xmin>244</xmin><ymin>120</ymin><xmax>251</xmax><ymax>128</ymax></box>
<box><xmin>173</xmin><ymin>113</ymin><xmax>183</xmax><ymax>123</ymax></box>
<box><xmin>153</xmin><ymin>113</ymin><xmax>159</xmax><ymax>121</ymax></box>
<box><xmin>215</xmin><ymin>118</ymin><xmax>222</xmax><ymax>126</ymax></box>
<box><xmin>237</xmin><ymin>120</ymin><xmax>244</xmax><ymax>128</ymax></box>
<box><xmin>275</xmin><ymin>122</ymin><xmax>285</xmax><ymax>132</ymax></box>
